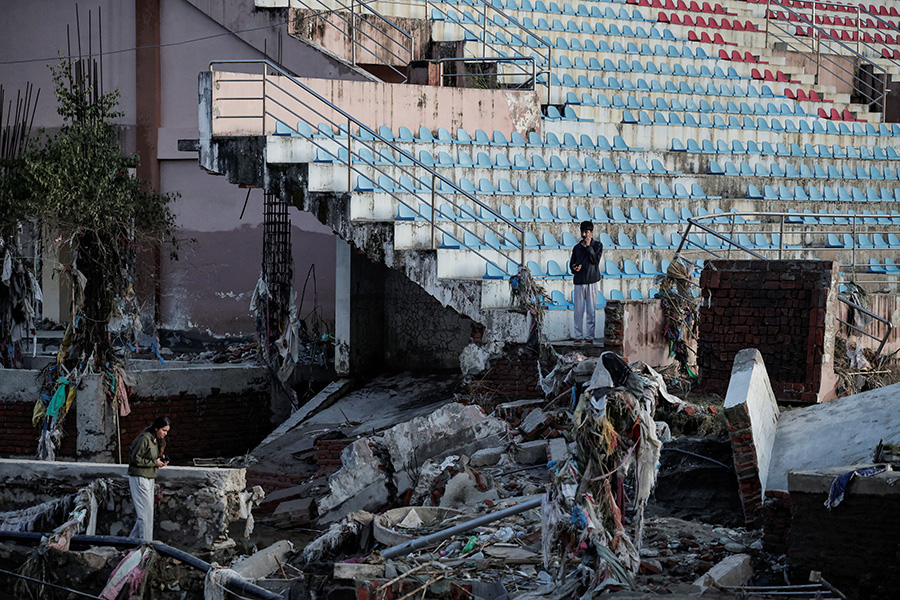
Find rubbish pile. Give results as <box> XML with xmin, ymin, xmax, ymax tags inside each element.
<box><xmin>257</xmin><ymin>351</ymin><xmax>762</xmax><ymax>599</ymax></box>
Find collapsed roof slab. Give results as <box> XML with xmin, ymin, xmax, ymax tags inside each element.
<box><xmin>767</xmin><ymin>382</ymin><xmax>900</xmax><ymax>493</ymax></box>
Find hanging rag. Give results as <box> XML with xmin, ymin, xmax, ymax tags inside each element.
<box><xmin>46</xmin><ymin>378</ymin><xmax>69</xmax><ymax>418</ymax></box>
<box><xmin>824</xmin><ymin>466</ymin><xmax>887</xmax><ymax>509</ymax></box>
<box><xmin>100</xmin><ymin>546</ymin><xmax>155</xmax><ymax>600</ymax></box>
<box><xmin>114</xmin><ymin>367</ymin><xmax>132</xmax><ymax>416</ymax></box>
<box><xmin>1</xmin><ymin>250</ymin><xmax>11</xmax><ymax>285</ymax></box>
<box><xmin>32</xmin><ymin>396</ymin><xmax>47</xmax><ymax>427</ymax></box>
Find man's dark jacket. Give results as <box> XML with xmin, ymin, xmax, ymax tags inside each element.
<box><xmin>569</xmin><ymin>239</ymin><xmax>603</xmax><ymax>285</ymax></box>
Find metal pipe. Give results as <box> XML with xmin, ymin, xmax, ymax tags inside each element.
<box><xmin>0</xmin><ymin>532</ymin><xmax>283</xmax><ymax>600</ymax></box>
<box><xmin>380</xmin><ymin>497</ymin><xmax>542</xmax><ymax>559</ymax></box>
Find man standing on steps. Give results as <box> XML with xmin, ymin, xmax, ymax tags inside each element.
<box><xmin>569</xmin><ymin>220</ymin><xmax>603</xmax><ymax>345</ymax></box>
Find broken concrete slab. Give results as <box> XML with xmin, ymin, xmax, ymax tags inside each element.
<box><xmin>766</xmin><ymin>381</ymin><xmax>900</xmax><ymax>492</ymax></box>
<box><xmin>693</xmin><ymin>553</ymin><xmax>752</xmax><ymax>591</ymax></box>
<box><xmin>272</xmin><ymin>497</ymin><xmax>316</xmax><ymax>527</ymax></box>
<box><xmin>515</xmin><ymin>440</ymin><xmax>548</xmax><ymax>465</ymax></box>
<box><xmin>547</xmin><ymin>438</ymin><xmax>568</xmax><ymax>464</ymax></box>
<box><xmin>439</xmin><ymin>470</ymin><xmax>500</xmax><ymax>509</ymax></box>
<box><xmin>333</xmin><ymin>562</ymin><xmax>385</xmax><ymax>580</ymax></box>
<box><xmin>471</xmin><ymin>447</ymin><xmax>505</xmax><ymax>467</ymax></box>
<box><xmin>520</xmin><ymin>408</ymin><xmax>549</xmax><ymax>438</ymax></box>
<box><xmin>723</xmin><ymin>349</ymin><xmax>781</xmax><ymax>523</ymax></box>
<box><xmin>233</xmin><ymin>540</ymin><xmax>294</xmax><ymax>580</ymax></box>
<box><xmin>724</xmin><ymin>349</ymin><xmax>780</xmax><ymax>496</ymax></box>
<box><xmin>316</xmin><ymin>403</ymin><xmax>506</xmax><ymax>522</ymax></box>
<box><xmin>255</xmin><ymin>378</ymin><xmax>352</xmax><ymax>449</ymax></box>
<box><xmin>249</xmin><ymin>372</ymin><xmax>460</xmax><ymax>474</ymax></box>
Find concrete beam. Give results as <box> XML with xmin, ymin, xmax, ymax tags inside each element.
<box><xmin>233</xmin><ymin>540</ymin><xmax>294</xmax><ymax>580</ymax></box>
<box><xmin>694</xmin><ymin>554</ymin><xmax>753</xmax><ymax>591</ymax></box>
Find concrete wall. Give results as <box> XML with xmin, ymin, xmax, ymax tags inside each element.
<box><xmin>384</xmin><ymin>269</ymin><xmax>472</xmax><ymax>370</ymax></box>
<box><xmin>211</xmin><ymin>70</ymin><xmax>543</xmax><ymax>138</ymax></box>
<box><xmin>0</xmin><ymin>459</ymin><xmax>251</xmax><ymax>552</ymax></box>
<box><xmin>0</xmin><ymin>363</ymin><xmax>271</xmax><ymax>463</ymax></box>
<box><xmin>699</xmin><ymin>260</ymin><xmax>839</xmax><ymax>403</ymax></box>
<box><xmin>723</xmin><ymin>348</ymin><xmax>780</xmax><ymax>525</ymax></box>
<box><xmin>289</xmin><ymin>8</ymin><xmax>432</xmax><ymax>70</ymax></box>
<box><xmin>788</xmin><ymin>467</ymin><xmax>900</xmax><ymax>599</ymax></box>
<box><xmin>605</xmin><ymin>299</ymin><xmax>682</xmax><ymax>368</ymax></box>
<box><xmin>0</xmin><ymin>0</ymin><xmax>361</xmax><ymax>340</ymax></box>
<box><xmin>346</xmin><ymin>253</ymin><xmax>473</xmax><ymax>374</ymax></box>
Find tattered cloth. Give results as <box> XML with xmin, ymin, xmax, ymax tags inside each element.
<box><xmin>100</xmin><ymin>546</ymin><xmax>156</xmax><ymax>600</ymax></box>
<box><xmin>824</xmin><ymin>466</ymin><xmax>887</xmax><ymax>509</ymax></box>
<box><xmin>541</xmin><ymin>352</ymin><xmax>662</xmax><ymax>593</ymax></box>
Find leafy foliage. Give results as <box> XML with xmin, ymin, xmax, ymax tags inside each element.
<box><xmin>11</xmin><ymin>58</ymin><xmax>178</xmax><ymax>367</ymax></box>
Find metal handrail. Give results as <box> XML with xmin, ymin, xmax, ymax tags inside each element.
<box><xmin>475</xmin><ymin>0</ymin><xmax>553</xmax><ymax>103</ymax></box>
<box><xmin>425</xmin><ymin>0</ymin><xmax>552</xmax><ymax>102</ymax></box>
<box><xmin>673</xmin><ymin>211</ymin><xmax>894</xmax><ymax>354</ymax></box>
<box><xmin>764</xmin><ymin>0</ymin><xmax>891</xmax><ymax>109</ymax></box>
<box><xmin>208</xmin><ymin>59</ymin><xmax>527</xmax><ymax>272</ymax></box>
<box><xmin>436</xmin><ymin>56</ymin><xmax>536</xmax><ymax>90</ymax></box>
<box><xmin>291</xmin><ymin>0</ymin><xmax>412</xmax><ymax>82</ymax></box>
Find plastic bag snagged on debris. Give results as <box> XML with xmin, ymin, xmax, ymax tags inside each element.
<box><xmin>846</xmin><ymin>341</ymin><xmax>871</xmax><ymax>371</ymax></box>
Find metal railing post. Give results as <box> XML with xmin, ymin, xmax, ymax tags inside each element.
<box><xmin>350</xmin><ymin>0</ymin><xmax>356</xmax><ymax>66</ymax></box>
<box><xmin>778</xmin><ymin>215</ymin><xmax>784</xmax><ymax>259</ymax></box>
<box><xmin>765</xmin><ymin>0</ymin><xmax>770</xmax><ymax>46</ymax></box>
<box><xmin>262</xmin><ymin>67</ymin><xmax>267</xmax><ymax>135</ymax></box>
<box><xmin>813</xmin><ymin>2</ymin><xmax>820</xmax><ymax>82</ymax></box>
<box><xmin>347</xmin><ymin>117</ymin><xmax>352</xmax><ymax>192</ymax></box>
<box><xmin>546</xmin><ymin>48</ymin><xmax>552</xmax><ymax>105</ymax></box>
<box><xmin>856</xmin><ymin>7</ymin><xmax>861</xmax><ymax>56</ymax></box>
<box><xmin>482</xmin><ymin>4</ymin><xmax>488</xmax><ymax>58</ymax></box>
<box><xmin>431</xmin><ymin>174</ymin><xmax>437</xmax><ymax>250</ymax></box>
<box><xmin>520</xmin><ymin>227</ymin><xmax>525</xmax><ymax>268</ymax></box>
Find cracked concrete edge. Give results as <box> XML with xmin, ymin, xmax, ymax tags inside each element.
<box><xmin>255</xmin><ymin>378</ymin><xmax>353</xmax><ymax>449</ymax></box>
<box><xmin>788</xmin><ymin>465</ymin><xmax>900</xmax><ymax>496</ymax></box>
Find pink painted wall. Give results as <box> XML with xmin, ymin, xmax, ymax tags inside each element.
<box><xmin>211</xmin><ymin>71</ymin><xmax>543</xmax><ymax>138</ymax></box>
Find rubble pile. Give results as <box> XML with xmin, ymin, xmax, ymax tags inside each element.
<box><xmin>253</xmin><ymin>351</ymin><xmax>781</xmax><ymax>600</ymax></box>
<box><xmin>6</xmin><ymin>348</ymin><xmax>876</xmax><ymax>599</ymax></box>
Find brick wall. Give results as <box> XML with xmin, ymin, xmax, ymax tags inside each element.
<box><xmin>315</xmin><ymin>434</ymin><xmax>354</xmax><ymax>477</ymax></box>
<box><xmin>465</xmin><ymin>344</ymin><xmax>541</xmax><ymax>404</ymax></box>
<box><xmin>788</xmin><ymin>490</ymin><xmax>900</xmax><ymax>598</ymax></box>
<box><xmin>0</xmin><ymin>400</ymin><xmax>77</xmax><ymax>458</ymax></box>
<box><xmin>724</xmin><ymin>402</ymin><xmax>762</xmax><ymax>526</ymax></box>
<box><xmin>603</xmin><ymin>301</ymin><xmax>625</xmax><ymax>351</ymax></box>
<box><xmin>761</xmin><ymin>490</ymin><xmax>791</xmax><ymax>555</ymax></box>
<box><xmin>698</xmin><ymin>260</ymin><xmax>837</xmax><ymax>402</ymax></box>
<box><xmin>118</xmin><ymin>391</ymin><xmax>272</xmax><ymax>463</ymax></box>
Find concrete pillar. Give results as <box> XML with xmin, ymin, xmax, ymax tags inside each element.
<box><xmin>40</xmin><ymin>223</ymin><xmax>71</xmax><ymax>323</ymax></box>
<box><xmin>335</xmin><ymin>237</ymin><xmax>351</xmax><ymax>375</ymax></box>
<box><xmin>75</xmin><ymin>374</ymin><xmax>118</xmax><ymax>463</ymax></box>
